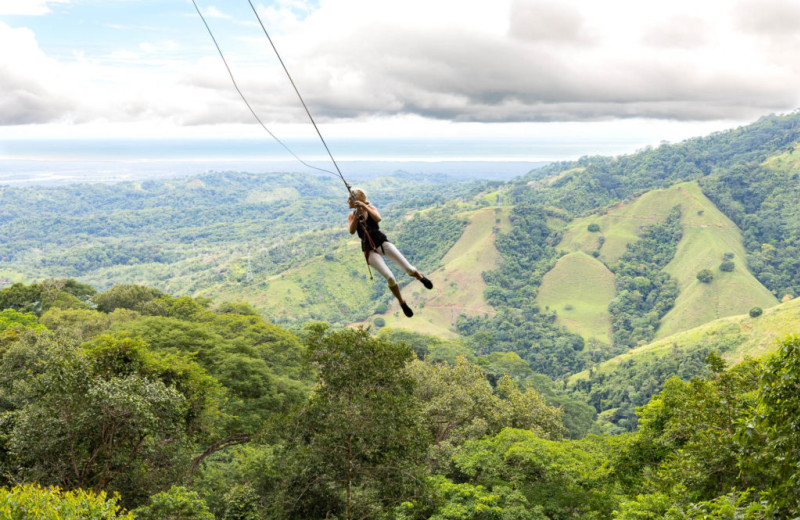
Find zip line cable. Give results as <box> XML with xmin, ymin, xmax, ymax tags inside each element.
<box><xmin>246</xmin><ymin>0</ymin><xmax>350</xmax><ymax>191</ymax></box>
<box><xmin>190</xmin><ymin>0</ymin><xmax>349</xmax><ymax>184</ymax></box>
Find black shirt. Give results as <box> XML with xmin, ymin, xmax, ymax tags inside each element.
<box><xmin>355</xmin><ymin>212</ymin><xmax>388</xmax><ymax>252</ymax></box>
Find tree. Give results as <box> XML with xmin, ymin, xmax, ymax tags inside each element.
<box><xmin>749</xmin><ymin>307</ymin><xmax>763</xmax><ymax>318</ymax></box>
<box><xmin>587</xmin><ymin>223</ymin><xmax>601</xmax><ymax>232</ymax></box>
<box><xmin>409</xmin><ymin>357</ymin><xmax>563</xmax><ymax>473</ymax></box>
<box><xmin>93</xmin><ymin>284</ymin><xmax>165</xmax><ymax>313</ymax></box>
<box><xmin>276</xmin><ymin>326</ymin><xmax>428</xmax><ymax>520</ymax></box>
<box><xmin>133</xmin><ymin>486</ymin><xmax>214</xmax><ymax>520</ymax></box>
<box><xmin>746</xmin><ymin>335</ymin><xmax>800</xmax><ymax>517</ymax></box>
<box><xmin>696</xmin><ymin>269</ymin><xmax>714</xmax><ymax>283</ymax></box>
<box><xmin>0</xmin><ymin>484</ymin><xmax>134</xmax><ymax>519</ymax></box>
<box><xmin>1</xmin><ymin>332</ymin><xmax>223</xmax><ymax>508</ymax></box>
<box><xmin>719</xmin><ymin>261</ymin><xmax>735</xmax><ymax>272</ymax></box>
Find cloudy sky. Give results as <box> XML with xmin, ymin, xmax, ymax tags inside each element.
<box><xmin>1</xmin><ymin>0</ymin><xmax>799</xmax><ymax>159</ymax></box>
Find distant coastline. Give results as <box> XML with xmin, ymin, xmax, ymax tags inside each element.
<box><xmin>0</xmin><ymin>137</ymin><xmax>643</xmax><ymax>185</ymax></box>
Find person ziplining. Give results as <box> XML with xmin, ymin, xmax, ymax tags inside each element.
<box><xmin>191</xmin><ymin>0</ymin><xmax>433</xmax><ymax>317</ymax></box>
<box><xmin>348</xmin><ymin>188</ymin><xmax>433</xmax><ymax>318</ymax></box>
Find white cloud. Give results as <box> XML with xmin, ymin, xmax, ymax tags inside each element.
<box><xmin>203</xmin><ymin>6</ymin><xmax>232</xmax><ymax>20</ymax></box>
<box><xmin>0</xmin><ymin>0</ymin><xmax>69</xmax><ymax>16</ymax></box>
<box><xmin>1</xmin><ymin>0</ymin><xmax>799</xmax><ymax>135</ymax></box>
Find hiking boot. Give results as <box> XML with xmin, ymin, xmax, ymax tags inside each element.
<box><xmin>401</xmin><ymin>302</ymin><xmax>414</xmax><ymax>318</ymax></box>
<box><xmin>420</xmin><ymin>276</ymin><xmax>433</xmax><ymax>290</ymax></box>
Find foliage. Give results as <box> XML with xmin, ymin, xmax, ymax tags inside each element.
<box><xmin>608</xmin><ymin>207</ymin><xmax>682</xmax><ymax>349</ymax></box>
<box><xmin>272</xmin><ymin>325</ymin><xmax>429</xmax><ymax>520</ymax></box>
<box><xmin>0</xmin><ymin>331</ymin><xmax>222</xmax><ymax>508</ymax></box>
<box><xmin>612</xmin><ymin>355</ymin><xmax>766</xmax><ymax>514</ymax></box>
<box><xmin>749</xmin><ymin>307</ymin><xmax>763</xmax><ymax>318</ymax></box>
<box><xmin>0</xmin><ymin>483</ymin><xmax>134</xmax><ymax>519</ymax></box>
<box><xmin>700</xmin><ymin>159</ymin><xmax>800</xmax><ymax>299</ymax></box>
<box><xmin>0</xmin><ymin>279</ymin><xmax>93</xmax><ymax>316</ymax></box>
<box><xmin>409</xmin><ymin>357</ymin><xmax>563</xmax><ymax>472</ymax></box>
<box><xmin>744</xmin><ymin>335</ymin><xmax>800</xmax><ymax>516</ymax></box>
<box><xmin>93</xmin><ymin>284</ymin><xmax>166</xmax><ymax>313</ymax></box>
<box><xmin>453</xmin><ymin>429</ymin><xmax>620</xmax><ymax>520</ymax></box>
<box><xmin>719</xmin><ymin>260</ymin><xmax>735</xmax><ymax>272</ymax></box>
<box><xmin>696</xmin><ymin>269</ymin><xmax>714</xmax><ymax>284</ymax></box>
<box><xmin>570</xmin><ymin>340</ymin><xmax>738</xmax><ymax>432</ymax></box>
<box><xmin>132</xmin><ymin>486</ymin><xmax>214</xmax><ymax>520</ymax></box>
<box><xmin>403</xmin><ymin>475</ymin><xmax>547</xmax><ymax>520</ymax></box>
<box><xmin>390</xmin><ymin>205</ymin><xmax>469</xmax><ymax>275</ymax></box>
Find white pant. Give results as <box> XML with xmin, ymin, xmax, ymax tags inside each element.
<box><xmin>368</xmin><ymin>242</ymin><xmax>417</xmax><ymax>286</ymax></box>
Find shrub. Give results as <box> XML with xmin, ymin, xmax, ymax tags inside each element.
<box><xmin>374</xmin><ymin>317</ymin><xmax>386</xmax><ymax>327</ymax></box>
<box><xmin>749</xmin><ymin>307</ymin><xmax>763</xmax><ymax>318</ymax></box>
<box><xmin>723</xmin><ymin>252</ymin><xmax>735</xmax><ymax>261</ymax></box>
<box><xmin>133</xmin><ymin>486</ymin><xmax>214</xmax><ymax>520</ymax></box>
<box><xmin>375</xmin><ymin>302</ymin><xmax>388</xmax><ymax>314</ymax></box>
<box><xmin>587</xmin><ymin>223</ymin><xmax>601</xmax><ymax>232</ymax></box>
<box><xmin>697</xmin><ymin>269</ymin><xmax>714</xmax><ymax>283</ymax></box>
<box><xmin>0</xmin><ymin>484</ymin><xmax>134</xmax><ymax>519</ymax></box>
<box><xmin>719</xmin><ymin>261</ymin><xmax>735</xmax><ymax>272</ymax></box>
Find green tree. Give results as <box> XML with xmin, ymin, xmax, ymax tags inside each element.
<box><xmin>133</xmin><ymin>486</ymin><xmax>214</xmax><ymax>520</ymax></box>
<box><xmin>276</xmin><ymin>326</ymin><xmax>428</xmax><ymax>520</ymax></box>
<box><xmin>93</xmin><ymin>284</ymin><xmax>166</xmax><ymax>313</ymax></box>
<box><xmin>0</xmin><ymin>332</ymin><xmax>223</xmax><ymax>508</ymax></box>
<box><xmin>745</xmin><ymin>335</ymin><xmax>800</xmax><ymax>516</ymax></box>
<box><xmin>453</xmin><ymin>429</ymin><xmax>620</xmax><ymax>520</ymax></box>
<box><xmin>696</xmin><ymin>269</ymin><xmax>714</xmax><ymax>283</ymax></box>
<box><xmin>0</xmin><ymin>483</ymin><xmax>134</xmax><ymax>519</ymax></box>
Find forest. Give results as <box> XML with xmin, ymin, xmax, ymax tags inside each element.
<box><xmin>1</xmin><ymin>280</ymin><xmax>799</xmax><ymax>519</ymax></box>
<box><xmin>2</xmin><ymin>112</ymin><xmax>800</xmax><ymax>518</ymax></box>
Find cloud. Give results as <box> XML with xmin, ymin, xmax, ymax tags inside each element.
<box><xmin>642</xmin><ymin>15</ymin><xmax>708</xmax><ymax>48</ymax></box>
<box><xmin>260</xmin><ymin>0</ymin><xmax>800</xmax><ymax>123</ymax></box>
<box><xmin>734</xmin><ymin>0</ymin><xmax>800</xmax><ymax>37</ymax></box>
<box><xmin>0</xmin><ymin>23</ymin><xmax>71</xmax><ymax>124</ymax></box>
<box><xmin>203</xmin><ymin>6</ymin><xmax>233</xmax><ymax>20</ymax></box>
<box><xmin>0</xmin><ymin>0</ymin><xmax>69</xmax><ymax>16</ymax></box>
<box><xmin>2</xmin><ymin>0</ymin><xmax>800</xmax><ymax>130</ymax></box>
<box><xmin>508</xmin><ymin>0</ymin><xmax>590</xmax><ymax>44</ymax></box>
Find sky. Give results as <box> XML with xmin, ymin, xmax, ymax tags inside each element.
<box><xmin>1</xmin><ymin>0</ymin><xmax>800</xmax><ymax>161</ymax></box>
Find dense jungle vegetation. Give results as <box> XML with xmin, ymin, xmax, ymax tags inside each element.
<box><xmin>1</xmin><ymin>281</ymin><xmax>800</xmax><ymax>519</ymax></box>
<box><xmin>2</xmin><ymin>112</ymin><xmax>800</xmax><ymax>518</ymax></box>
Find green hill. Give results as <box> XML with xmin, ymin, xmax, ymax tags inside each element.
<box><xmin>548</xmin><ymin>181</ymin><xmax>777</xmax><ymax>342</ymax></box>
<box><xmin>657</xmin><ymin>183</ymin><xmax>778</xmax><ymax>336</ymax></box>
<box><xmin>537</xmin><ymin>252</ymin><xmax>615</xmax><ymax>344</ymax></box>
<box><xmin>364</xmin><ymin>206</ymin><xmax>510</xmax><ymax>337</ymax></box>
<box><xmin>570</xmin><ymin>296</ymin><xmax>800</xmax><ymax>385</ymax></box>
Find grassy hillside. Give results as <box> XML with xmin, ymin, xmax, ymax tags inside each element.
<box><xmin>569</xmin><ymin>296</ymin><xmax>800</xmax><ymax>385</ymax></box>
<box><xmin>550</xmin><ymin>181</ymin><xmax>777</xmax><ymax>341</ymax></box>
<box><xmin>657</xmin><ymin>182</ymin><xmax>778</xmax><ymax>336</ymax></box>
<box><xmin>366</xmin><ymin>206</ymin><xmax>510</xmax><ymax>337</ymax></box>
<box><xmin>202</xmin><ymin>236</ymin><xmax>376</xmax><ymax>326</ymax></box>
<box><xmin>537</xmin><ymin>252</ymin><xmax>615</xmax><ymax>344</ymax></box>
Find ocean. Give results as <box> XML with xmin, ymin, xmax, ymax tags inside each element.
<box><xmin>0</xmin><ymin>137</ymin><xmax>639</xmax><ymax>185</ymax></box>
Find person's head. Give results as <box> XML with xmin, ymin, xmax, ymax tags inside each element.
<box><xmin>348</xmin><ymin>188</ymin><xmax>368</xmax><ymax>208</ymax></box>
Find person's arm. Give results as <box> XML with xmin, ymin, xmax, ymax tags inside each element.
<box><xmin>357</xmin><ymin>201</ymin><xmax>381</xmax><ymax>222</ymax></box>
<box><xmin>348</xmin><ymin>211</ymin><xmax>358</xmax><ymax>234</ymax></box>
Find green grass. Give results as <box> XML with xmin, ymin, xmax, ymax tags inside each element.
<box><xmin>369</xmin><ymin>206</ymin><xmax>510</xmax><ymax>338</ymax></box>
<box><xmin>569</xmin><ymin>297</ymin><xmax>800</xmax><ymax>385</ymax></box>
<box><xmin>657</xmin><ymin>182</ymin><xmax>778</xmax><ymax>336</ymax></box>
<box><xmin>554</xmin><ymin>181</ymin><xmax>778</xmax><ymax>340</ymax></box>
<box><xmin>536</xmin><ymin>251</ymin><xmax>615</xmax><ymax>343</ymax></box>
<box><xmin>198</xmin><ymin>239</ymin><xmax>375</xmax><ymax>326</ymax></box>
<box><xmin>558</xmin><ymin>183</ymin><xmax>698</xmax><ymax>263</ymax></box>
